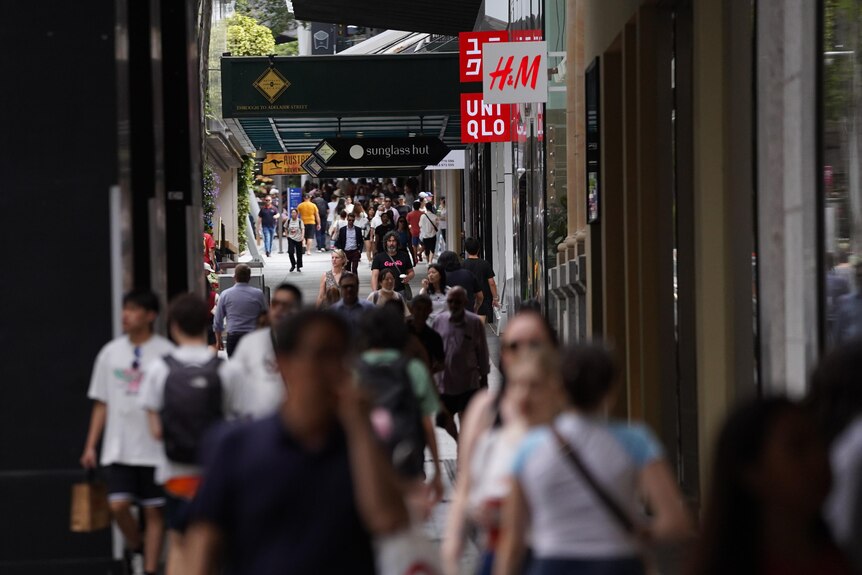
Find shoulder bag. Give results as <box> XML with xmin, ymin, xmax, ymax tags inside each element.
<box><xmin>387</xmin><ymin>254</ymin><xmax>413</xmax><ymax>301</ymax></box>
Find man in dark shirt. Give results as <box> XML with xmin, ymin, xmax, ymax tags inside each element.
<box><xmin>438</xmin><ymin>250</ymin><xmax>484</xmax><ymax>314</ymax></box>
<box><xmin>311</xmin><ymin>191</ymin><xmax>330</xmax><ymax>252</ymax></box>
<box><xmin>371</xmin><ymin>231</ymin><xmax>415</xmax><ymax>293</ymax></box>
<box><xmin>462</xmin><ymin>237</ymin><xmax>498</xmax><ymax>323</ymax></box>
<box><xmin>185</xmin><ymin>310</ymin><xmax>407</xmax><ymax>575</ymax></box>
<box><xmin>374</xmin><ymin>212</ymin><xmax>395</xmax><ymax>254</ymax></box>
<box><xmin>258</xmin><ymin>195</ymin><xmax>279</xmax><ymax>257</ymax></box>
<box><xmin>408</xmin><ymin>295</ymin><xmax>444</xmax><ymax>374</ymax></box>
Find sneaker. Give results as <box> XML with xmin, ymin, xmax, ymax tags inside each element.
<box><xmin>289</xmin><ymin>266</ymin><xmax>295</xmax><ymax>272</ymax></box>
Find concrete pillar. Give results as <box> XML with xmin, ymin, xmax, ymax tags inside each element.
<box><xmin>756</xmin><ymin>0</ymin><xmax>820</xmax><ymax>396</ymax></box>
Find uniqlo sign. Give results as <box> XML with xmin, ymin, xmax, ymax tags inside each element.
<box><xmin>482</xmin><ymin>41</ymin><xmax>548</xmax><ymax>104</ymax></box>
<box><xmin>461</xmin><ymin>93</ymin><xmax>512</xmax><ymax>143</ymax></box>
<box><xmin>459</xmin><ymin>31</ymin><xmax>508</xmax><ymax>83</ymax></box>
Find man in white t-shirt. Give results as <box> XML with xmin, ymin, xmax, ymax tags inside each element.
<box><xmin>418</xmin><ymin>206</ymin><xmax>439</xmax><ymax>265</ymax></box>
<box><xmin>224</xmin><ymin>282</ymin><xmax>303</xmax><ymax>418</ymax></box>
<box><xmin>138</xmin><ymin>293</ymin><xmax>244</xmax><ymax>575</ymax></box>
<box><xmin>81</xmin><ymin>290</ymin><xmax>175</xmax><ymax>575</ymax></box>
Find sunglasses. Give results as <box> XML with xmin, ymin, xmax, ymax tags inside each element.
<box><xmin>501</xmin><ymin>339</ymin><xmax>545</xmax><ymax>353</ymax></box>
<box><xmin>131</xmin><ymin>346</ymin><xmax>142</xmax><ymax>370</ymax></box>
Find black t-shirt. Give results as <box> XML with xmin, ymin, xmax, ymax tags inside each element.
<box><xmin>191</xmin><ymin>416</ymin><xmax>375</xmax><ymax>575</ymax></box>
<box><xmin>372</xmin><ymin>250</ymin><xmax>414</xmax><ymax>292</ymax></box>
<box><xmin>463</xmin><ymin>258</ymin><xmax>495</xmax><ymax>318</ymax></box>
<box><xmin>259</xmin><ymin>206</ymin><xmax>278</xmax><ymax>228</ymax></box>
<box><xmin>374</xmin><ymin>223</ymin><xmax>395</xmax><ymax>252</ymax></box>
<box><xmin>446</xmin><ymin>267</ymin><xmax>482</xmax><ymax>311</ymax></box>
<box><xmin>396</xmin><ymin>205</ymin><xmax>410</xmax><ymax>220</ymax></box>
<box><xmin>312</xmin><ymin>197</ymin><xmax>329</xmax><ymax>220</ymax></box>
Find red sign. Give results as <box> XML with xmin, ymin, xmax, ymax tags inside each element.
<box><xmin>461</xmin><ymin>93</ymin><xmax>512</xmax><ymax>143</ymax></box>
<box><xmin>511</xmin><ymin>29</ymin><xmax>544</xmax><ymax>42</ymax></box>
<box><xmin>459</xmin><ymin>31</ymin><xmax>508</xmax><ymax>83</ymax></box>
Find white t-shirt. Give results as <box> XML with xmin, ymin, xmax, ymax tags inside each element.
<box><xmin>223</xmin><ymin>328</ymin><xmax>285</xmax><ymax>419</ymax></box>
<box><xmin>512</xmin><ymin>413</ymin><xmax>663</xmax><ymax>559</ymax></box>
<box><xmin>87</xmin><ymin>334</ymin><xmax>175</xmax><ymax>467</ymax></box>
<box><xmin>438</xmin><ymin>207</ymin><xmax>448</xmax><ymax>230</ymax></box>
<box><xmin>419</xmin><ymin>209</ymin><xmax>438</xmax><ymax>240</ymax></box>
<box><xmin>327</xmin><ymin>201</ymin><xmax>338</xmax><ymax>223</ymax></box>
<box><xmin>370</xmin><ymin>214</ymin><xmax>383</xmax><ymax>229</ymax></box>
<box><xmin>825</xmin><ymin>416</ymin><xmax>862</xmax><ymax>558</ymax></box>
<box><xmin>137</xmin><ymin>345</ymin><xmax>244</xmax><ymax>484</ymax></box>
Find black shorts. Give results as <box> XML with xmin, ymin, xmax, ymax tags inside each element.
<box><xmin>107</xmin><ymin>464</ymin><xmax>165</xmax><ymax>507</ymax></box>
<box><xmin>304</xmin><ymin>223</ymin><xmax>316</xmax><ymax>239</ymax></box>
<box><xmin>164</xmin><ymin>493</ymin><xmax>193</xmax><ymax>533</ymax></box>
<box><xmin>422</xmin><ymin>236</ymin><xmax>437</xmax><ymax>254</ymax></box>
<box><xmin>440</xmin><ymin>388</ymin><xmax>479</xmax><ymax>416</ymax></box>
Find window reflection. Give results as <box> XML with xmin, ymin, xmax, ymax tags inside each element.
<box><xmin>823</xmin><ymin>0</ymin><xmax>862</xmax><ymax>346</ymax></box>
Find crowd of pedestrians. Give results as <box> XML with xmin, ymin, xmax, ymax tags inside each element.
<box><xmin>81</xmin><ymin>180</ymin><xmax>861</xmax><ymax>575</ymax></box>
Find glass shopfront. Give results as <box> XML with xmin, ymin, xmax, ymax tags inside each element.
<box><xmin>510</xmin><ymin>0</ymin><xmax>549</xmax><ymax>306</ymax></box>
<box><xmin>822</xmin><ymin>0</ymin><xmax>862</xmax><ymax>347</ymax></box>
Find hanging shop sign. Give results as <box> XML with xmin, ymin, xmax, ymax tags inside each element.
<box><xmin>302</xmin><ymin>136</ymin><xmax>450</xmax><ymax>177</ymax></box>
<box><xmin>459</xmin><ymin>31</ymin><xmax>509</xmax><ymax>83</ymax></box>
<box><xmin>461</xmin><ymin>93</ymin><xmax>512</xmax><ymax>143</ymax></box>
<box><xmin>425</xmin><ymin>150</ymin><xmax>466</xmax><ymax>170</ymax></box>
<box><xmin>482</xmin><ymin>41</ymin><xmax>548</xmax><ymax>105</ymax></box>
<box><xmin>262</xmin><ymin>153</ymin><xmax>311</xmax><ymax>175</ymax></box>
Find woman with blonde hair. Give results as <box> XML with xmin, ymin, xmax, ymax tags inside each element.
<box><xmin>316</xmin><ymin>249</ymin><xmax>347</xmax><ymax>307</ymax></box>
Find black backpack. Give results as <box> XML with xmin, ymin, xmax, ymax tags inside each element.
<box><xmin>160</xmin><ymin>355</ymin><xmax>224</xmax><ymax>464</ymax></box>
<box><xmin>356</xmin><ymin>355</ymin><xmax>426</xmax><ymax>478</ymax></box>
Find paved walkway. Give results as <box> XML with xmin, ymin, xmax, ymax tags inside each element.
<box><xmin>243</xmin><ymin>240</ymin><xmax>498</xmax><ymax>571</ymax></box>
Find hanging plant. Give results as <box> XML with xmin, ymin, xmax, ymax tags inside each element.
<box><xmin>237</xmin><ymin>156</ymin><xmax>254</xmax><ymax>252</ymax></box>
<box><xmin>202</xmin><ymin>164</ymin><xmax>221</xmax><ymax>234</ymax></box>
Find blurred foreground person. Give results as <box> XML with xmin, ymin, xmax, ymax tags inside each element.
<box><xmin>496</xmin><ymin>344</ymin><xmax>692</xmax><ymax>575</ymax></box>
<box><xmin>808</xmin><ymin>344</ymin><xmax>862</xmax><ymax>574</ymax></box>
<box><xmin>357</xmin><ymin>306</ymin><xmax>444</xmax><ymax>519</ymax></box>
<box><xmin>225</xmin><ymin>283</ymin><xmax>302</xmax><ymax>418</ymax></box>
<box><xmin>442</xmin><ymin>309</ymin><xmax>557</xmax><ymax>574</ymax></box>
<box><xmin>80</xmin><ymin>290</ymin><xmax>174</xmax><ymax>575</ymax></box>
<box><xmin>138</xmin><ymin>294</ymin><xmax>243</xmax><ymax>575</ymax></box>
<box><xmin>689</xmin><ymin>398</ymin><xmax>853</xmax><ymax>575</ymax></box>
<box><xmin>185</xmin><ymin>310</ymin><xmax>408</xmax><ymax>574</ymax></box>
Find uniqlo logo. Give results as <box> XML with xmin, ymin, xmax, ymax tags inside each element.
<box><xmin>459</xmin><ymin>31</ymin><xmax>508</xmax><ymax>82</ymax></box>
<box><xmin>461</xmin><ymin>93</ymin><xmax>512</xmax><ymax>143</ymax></box>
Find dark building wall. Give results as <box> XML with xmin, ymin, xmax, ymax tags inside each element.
<box><xmin>0</xmin><ymin>0</ymin><xmax>119</xmax><ymax>572</ymax></box>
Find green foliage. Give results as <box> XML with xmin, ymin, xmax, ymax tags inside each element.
<box><xmin>823</xmin><ymin>0</ymin><xmax>859</xmax><ymax>122</ymax></box>
<box><xmin>273</xmin><ymin>41</ymin><xmax>298</xmax><ymax>56</ymax></box>
<box><xmin>226</xmin><ymin>14</ymin><xmax>275</xmax><ymax>56</ymax></box>
<box><xmin>202</xmin><ymin>164</ymin><xmax>221</xmax><ymax>234</ymax></box>
<box><xmin>237</xmin><ymin>157</ymin><xmax>254</xmax><ymax>252</ymax></box>
<box><xmin>235</xmin><ymin>0</ymin><xmax>295</xmax><ymax>39</ymax></box>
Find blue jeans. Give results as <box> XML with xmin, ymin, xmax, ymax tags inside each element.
<box><xmin>316</xmin><ymin>228</ymin><xmax>328</xmax><ymax>251</ymax></box>
<box><xmin>262</xmin><ymin>225</ymin><xmax>275</xmax><ymax>254</ymax></box>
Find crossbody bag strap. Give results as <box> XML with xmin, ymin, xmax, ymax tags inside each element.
<box><xmin>423</xmin><ymin>212</ymin><xmax>438</xmax><ymax>231</ymax></box>
<box><xmin>550</xmin><ymin>426</ymin><xmax>637</xmax><ymax>534</ymax></box>
<box><xmin>387</xmin><ymin>254</ymin><xmax>403</xmax><ymax>276</ymax></box>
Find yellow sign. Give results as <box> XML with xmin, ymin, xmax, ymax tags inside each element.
<box><xmin>253</xmin><ymin>67</ymin><xmax>291</xmax><ymax>103</ymax></box>
<box><xmin>262</xmin><ymin>153</ymin><xmax>311</xmax><ymax>175</ymax></box>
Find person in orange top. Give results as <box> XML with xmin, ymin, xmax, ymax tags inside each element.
<box><xmin>295</xmin><ymin>194</ymin><xmax>321</xmax><ymax>255</ymax></box>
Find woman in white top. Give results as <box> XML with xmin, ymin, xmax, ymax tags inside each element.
<box><xmin>365</xmin><ymin>205</ymin><xmax>379</xmax><ymax>263</ymax></box>
<box><xmin>442</xmin><ymin>310</ymin><xmax>558</xmax><ymax>575</ymax></box>
<box><xmin>367</xmin><ymin>268</ymin><xmax>409</xmax><ymax>316</ymax></box>
<box><xmin>496</xmin><ymin>344</ymin><xmax>692</xmax><ymax>575</ymax></box>
<box><xmin>419</xmin><ymin>263</ymin><xmax>449</xmax><ymax>324</ymax></box>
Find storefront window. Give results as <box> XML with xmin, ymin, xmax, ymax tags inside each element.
<box><xmin>510</xmin><ymin>0</ymin><xmax>548</xmax><ymax>305</ymax></box>
<box><xmin>823</xmin><ymin>0</ymin><xmax>862</xmax><ymax>347</ymax></box>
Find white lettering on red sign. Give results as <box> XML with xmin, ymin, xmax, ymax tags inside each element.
<box><xmin>459</xmin><ymin>31</ymin><xmax>508</xmax><ymax>83</ymax></box>
<box><xmin>461</xmin><ymin>93</ymin><xmax>512</xmax><ymax>143</ymax></box>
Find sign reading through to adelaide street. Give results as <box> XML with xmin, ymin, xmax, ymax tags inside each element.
<box><xmin>302</xmin><ymin>137</ymin><xmax>450</xmax><ymax>177</ymax></box>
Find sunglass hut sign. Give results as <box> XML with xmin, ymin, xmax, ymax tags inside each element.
<box><xmin>350</xmin><ymin>143</ymin><xmax>432</xmax><ymax>160</ymax></box>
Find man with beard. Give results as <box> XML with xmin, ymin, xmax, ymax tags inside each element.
<box><xmin>371</xmin><ymin>231</ymin><xmax>415</xmax><ymax>294</ymax></box>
